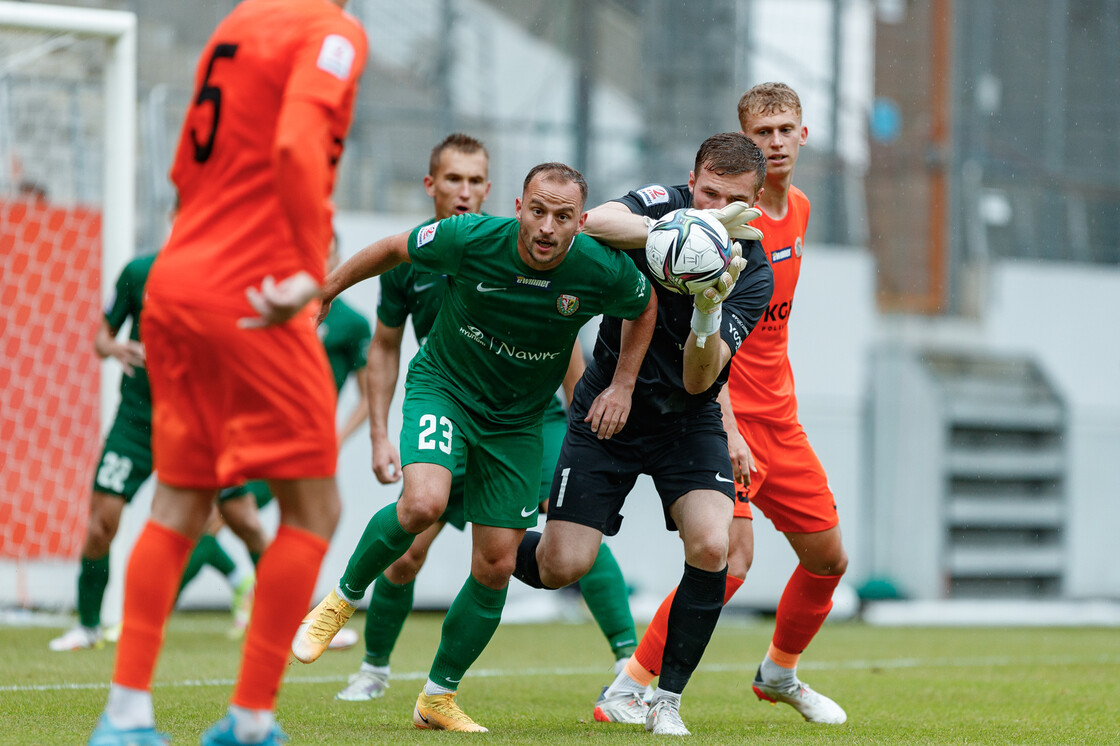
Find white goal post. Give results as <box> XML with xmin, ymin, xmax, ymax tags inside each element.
<box><xmin>0</xmin><ymin>1</ymin><xmax>136</xmax><ymax>610</ymax></box>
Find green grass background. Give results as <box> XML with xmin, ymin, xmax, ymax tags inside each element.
<box><xmin>2</xmin><ymin>611</ymin><xmax>1118</xmax><ymax>744</ymax></box>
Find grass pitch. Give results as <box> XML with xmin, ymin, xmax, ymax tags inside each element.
<box><xmin>2</xmin><ymin>610</ymin><xmax>1118</xmax><ymax>744</ymax></box>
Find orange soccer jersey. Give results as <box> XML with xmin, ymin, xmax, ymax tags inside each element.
<box><xmin>147</xmin><ymin>0</ymin><xmax>368</xmax><ymax>314</ymax></box>
<box><xmin>141</xmin><ymin>0</ymin><xmax>367</xmax><ymax>488</ymax></box>
<box><xmin>726</xmin><ymin>185</ymin><xmax>811</xmax><ymax>425</ymax></box>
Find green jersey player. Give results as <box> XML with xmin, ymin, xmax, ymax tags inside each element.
<box><xmin>293</xmin><ymin>136</ymin><xmax>644</xmax><ymax>703</ymax></box>
<box><xmin>292</xmin><ymin>161</ymin><xmax>657</xmax><ymax>732</ymax></box>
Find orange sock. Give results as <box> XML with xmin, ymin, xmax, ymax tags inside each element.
<box><xmin>631</xmin><ymin>574</ymin><xmax>744</xmax><ymax>679</ymax></box>
<box><xmin>232</xmin><ymin>525</ymin><xmax>328</xmax><ymax>711</ymax></box>
<box><xmin>771</xmin><ymin>564</ymin><xmax>841</xmax><ymax>658</ymax></box>
<box><xmin>112</xmin><ymin>521</ymin><xmax>193</xmax><ymax>691</ymax></box>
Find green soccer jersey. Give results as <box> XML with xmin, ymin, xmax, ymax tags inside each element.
<box><xmin>405</xmin><ymin>213</ymin><xmax>650</xmax><ymax>424</ymax></box>
<box><xmin>377</xmin><ymin>217</ymin><xmax>447</xmax><ymax>345</ymax></box>
<box><xmin>104</xmin><ymin>253</ymin><xmax>156</xmax><ymax>426</ymax></box>
<box><xmin>320</xmin><ymin>297</ymin><xmax>371</xmax><ymax>392</ymax></box>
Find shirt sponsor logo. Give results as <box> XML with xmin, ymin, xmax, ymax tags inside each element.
<box><xmin>317</xmin><ymin>34</ymin><xmax>356</xmax><ymax>80</ymax></box>
<box><xmin>516</xmin><ymin>276</ymin><xmax>551</xmax><ymax>289</ymax></box>
<box><xmin>636</xmin><ymin>185</ymin><xmax>670</xmax><ymax>207</ymax></box>
<box><xmin>771</xmin><ymin>246</ymin><xmax>793</xmax><ymax>264</ymax></box>
<box><xmin>458</xmin><ymin>325</ymin><xmax>564</xmax><ymax>362</ymax></box>
<box><xmin>417</xmin><ymin>222</ymin><xmax>439</xmax><ymax>247</ymax></box>
<box><xmin>556</xmin><ymin>294</ymin><xmax>580</xmax><ymax>316</ymax></box>
<box><xmin>794</xmin><ymin>236</ymin><xmax>804</xmax><ymax>257</ymax></box>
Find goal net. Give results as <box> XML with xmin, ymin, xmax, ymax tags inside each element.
<box><xmin>0</xmin><ymin>1</ymin><xmax>135</xmax><ymax>609</ymax></box>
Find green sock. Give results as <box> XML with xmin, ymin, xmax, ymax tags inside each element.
<box><xmin>76</xmin><ymin>555</ymin><xmax>110</xmax><ymax>629</ymax></box>
<box><xmin>249</xmin><ymin>551</ymin><xmax>262</xmax><ymax>567</ymax></box>
<box><xmin>363</xmin><ymin>574</ymin><xmax>415</xmax><ymax>666</ymax></box>
<box><xmin>579</xmin><ymin>543</ymin><xmax>639</xmax><ymax>659</ymax></box>
<box><xmin>428</xmin><ymin>575</ymin><xmax>507</xmax><ymax>690</ymax></box>
<box><xmin>178</xmin><ymin>535</ymin><xmax>235</xmax><ymax>594</ymax></box>
<box><xmin>338</xmin><ymin>504</ymin><xmax>416</xmax><ymax>601</ymax></box>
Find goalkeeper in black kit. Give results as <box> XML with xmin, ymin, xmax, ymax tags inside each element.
<box><xmin>513</xmin><ymin>132</ymin><xmax>774</xmax><ymax>736</ymax></box>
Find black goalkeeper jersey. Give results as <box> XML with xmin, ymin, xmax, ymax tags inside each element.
<box><xmin>585</xmin><ymin>183</ymin><xmax>774</xmax><ymax>418</ymax></box>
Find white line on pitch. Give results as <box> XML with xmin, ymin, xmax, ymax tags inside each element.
<box><xmin>2</xmin><ymin>654</ymin><xmax>1117</xmax><ymax>694</ymax></box>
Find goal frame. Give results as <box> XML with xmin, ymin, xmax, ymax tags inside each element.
<box><xmin>0</xmin><ymin>0</ymin><xmax>136</xmax><ymax>429</ymax></box>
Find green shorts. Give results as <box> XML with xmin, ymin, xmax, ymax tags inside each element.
<box><xmin>439</xmin><ymin>462</ymin><xmax>468</xmax><ymax>531</ymax></box>
<box><xmin>218</xmin><ymin>480</ymin><xmax>274</xmax><ymax>508</ymax></box>
<box><xmin>401</xmin><ymin>381</ymin><xmax>543</xmax><ymax>529</ymax></box>
<box><xmin>91</xmin><ymin>412</ymin><xmax>153</xmax><ymax>501</ymax></box>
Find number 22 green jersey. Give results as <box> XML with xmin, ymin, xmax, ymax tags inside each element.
<box><xmin>406</xmin><ymin>213</ymin><xmax>649</xmax><ymax>425</ymax></box>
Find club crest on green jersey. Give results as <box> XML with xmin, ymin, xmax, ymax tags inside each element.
<box><xmin>556</xmin><ymin>294</ymin><xmax>580</xmax><ymax>316</ymax></box>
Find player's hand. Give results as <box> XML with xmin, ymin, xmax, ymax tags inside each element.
<box><xmin>707</xmin><ymin>201</ymin><xmax>765</xmax><ymax>242</ymax></box>
<box><xmin>112</xmin><ymin>340</ymin><xmax>145</xmax><ymax>377</ymax></box>
<box><xmin>585</xmin><ymin>382</ymin><xmax>633</xmax><ymax>440</ymax></box>
<box><xmin>693</xmin><ymin>243</ymin><xmax>746</xmax><ymax>315</ymax></box>
<box><xmin>239</xmin><ymin>271</ymin><xmax>320</xmax><ymax>329</ymax></box>
<box><xmin>314</xmin><ymin>297</ymin><xmax>333</xmax><ymax>327</ymax></box>
<box><xmin>725</xmin><ymin>425</ymin><xmax>755</xmax><ymax>486</ymax></box>
<box><xmin>371</xmin><ymin>432</ymin><xmax>402</xmax><ymax>484</ymax></box>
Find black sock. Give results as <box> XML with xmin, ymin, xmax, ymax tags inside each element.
<box><xmin>513</xmin><ymin>530</ymin><xmax>548</xmax><ymax>589</ymax></box>
<box><xmin>658</xmin><ymin>562</ymin><xmax>727</xmax><ymax>694</ymax></box>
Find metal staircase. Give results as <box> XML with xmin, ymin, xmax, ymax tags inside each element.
<box><xmin>869</xmin><ymin>348</ymin><xmax>1067</xmax><ymax>599</ymax></box>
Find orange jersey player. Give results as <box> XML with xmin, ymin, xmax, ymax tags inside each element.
<box><xmin>600</xmin><ymin>83</ymin><xmax>849</xmax><ymax>728</ymax></box>
<box><xmin>88</xmin><ymin>1</ymin><xmax>367</xmax><ymax>745</ymax></box>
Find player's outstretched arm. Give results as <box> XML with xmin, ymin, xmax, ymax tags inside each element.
<box><xmin>318</xmin><ymin>233</ymin><xmax>411</xmax><ymax>326</ymax></box>
<box><xmin>584</xmin><ymin>290</ymin><xmax>657</xmax><ymax>439</ymax></box>
<box><xmin>94</xmin><ymin>319</ymin><xmax>144</xmax><ymax>376</ymax></box>
<box><xmin>583</xmin><ymin>201</ymin><xmax>649</xmax><ymax>250</ymax></box>
<box><xmin>366</xmin><ymin>320</ymin><xmax>405</xmax><ymax>483</ymax></box>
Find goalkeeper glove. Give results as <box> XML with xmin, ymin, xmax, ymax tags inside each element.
<box><xmin>690</xmin><ymin>244</ymin><xmax>747</xmax><ymax>348</ymax></box>
<box><xmin>707</xmin><ymin>201</ymin><xmax>765</xmax><ymax>242</ymax></box>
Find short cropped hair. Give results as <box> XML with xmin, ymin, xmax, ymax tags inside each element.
<box><xmin>522</xmin><ymin>162</ymin><xmax>589</xmax><ymax>209</ymax></box>
<box><xmin>429</xmin><ymin>133</ymin><xmax>488</xmax><ymax>176</ymax></box>
<box><xmin>737</xmin><ymin>81</ymin><xmax>803</xmax><ymax>128</ymax></box>
<box><xmin>693</xmin><ymin>132</ymin><xmax>766</xmax><ymax>193</ymax></box>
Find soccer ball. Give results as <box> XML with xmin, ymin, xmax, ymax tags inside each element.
<box><xmin>645</xmin><ymin>208</ymin><xmax>733</xmax><ymax>294</ymax></box>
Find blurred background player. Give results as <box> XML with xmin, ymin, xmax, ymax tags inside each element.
<box><xmin>87</xmin><ymin>0</ymin><xmax>367</xmax><ymax>744</ymax></box>
<box><xmin>602</xmin><ymin>82</ymin><xmax>848</xmax><ymax>726</ymax></box>
<box><xmin>291</xmin><ymin>135</ymin><xmax>642</xmax><ymax>703</ymax></box>
<box><xmin>514</xmin><ymin>133</ymin><xmax>773</xmax><ymax>735</ymax></box>
<box><xmin>293</xmin><ymin>162</ymin><xmax>656</xmax><ymax>732</ymax></box>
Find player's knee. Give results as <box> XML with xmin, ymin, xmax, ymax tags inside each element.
<box><xmin>539</xmin><ymin>552</ymin><xmax>593</xmax><ymax>589</ymax></box>
<box><xmin>84</xmin><ymin>514</ymin><xmax>118</xmax><ymax>554</ymax></box>
<box><xmin>389</xmin><ymin>549</ymin><xmax>427</xmax><ymax>582</ymax></box>
<box><xmin>809</xmin><ymin>548</ymin><xmax>848</xmax><ymax>577</ymax></box>
<box><xmin>471</xmin><ymin>551</ymin><xmax>517</xmax><ymax>588</ymax></box>
<box><xmin>727</xmin><ymin>548</ymin><xmax>752</xmax><ymax>580</ymax></box>
<box><xmin>396</xmin><ymin>496</ymin><xmax>444</xmax><ymax>532</ymax></box>
<box><xmin>685</xmin><ymin>534</ymin><xmax>729</xmax><ymax>573</ymax></box>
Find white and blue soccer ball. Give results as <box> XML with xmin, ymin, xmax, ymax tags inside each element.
<box><xmin>645</xmin><ymin>208</ymin><xmax>733</xmax><ymax>294</ymax></box>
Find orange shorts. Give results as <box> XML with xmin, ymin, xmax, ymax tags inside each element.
<box><xmin>142</xmin><ymin>299</ymin><xmax>337</xmax><ymax>490</ymax></box>
<box><xmin>732</xmin><ymin>416</ymin><xmax>837</xmax><ymax>533</ymax></box>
